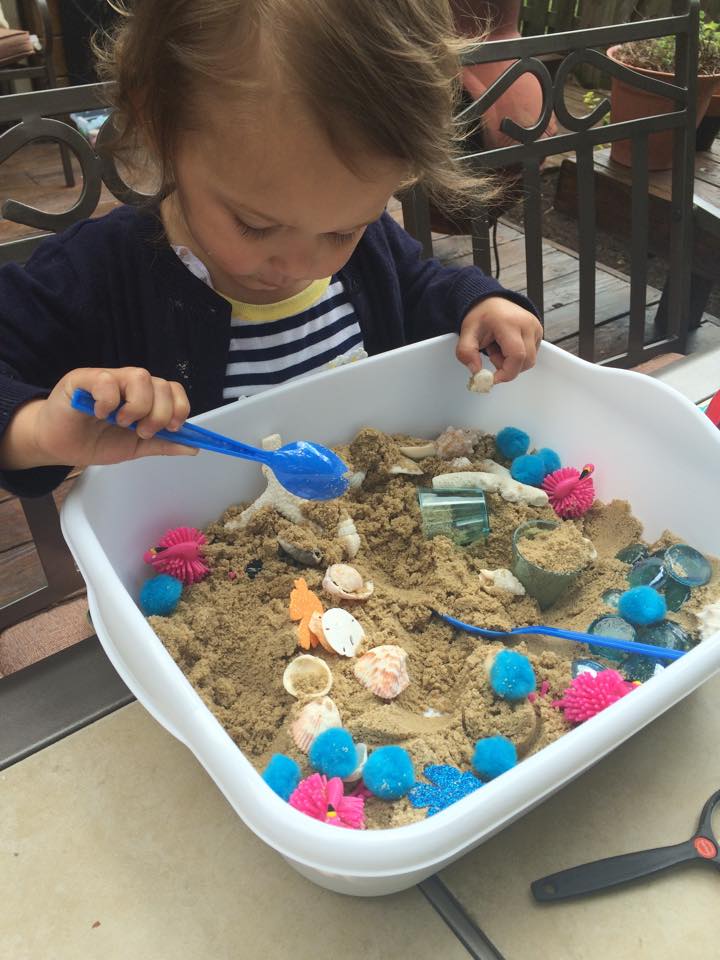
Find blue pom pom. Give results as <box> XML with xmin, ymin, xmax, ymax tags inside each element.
<box><xmin>363</xmin><ymin>746</ymin><xmax>415</xmax><ymax>800</ymax></box>
<box><xmin>496</xmin><ymin>427</ymin><xmax>530</xmax><ymax>460</ymax></box>
<box><xmin>472</xmin><ymin>736</ymin><xmax>517</xmax><ymax>780</ymax></box>
<box><xmin>489</xmin><ymin>650</ymin><xmax>536</xmax><ymax>701</ymax></box>
<box><xmin>262</xmin><ymin>754</ymin><xmax>301</xmax><ymax>801</ymax></box>
<box><xmin>536</xmin><ymin>448</ymin><xmax>561</xmax><ymax>476</ymax></box>
<box><xmin>618</xmin><ymin>586</ymin><xmax>667</xmax><ymax>626</ymax></box>
<box><xmin>510</xmin><ymin>454</ymin><xmax>546</xmax><ymax>487</ymax></box>
<box><xmin>139</xmin><ymin>574</ymin><xmax>183</xmax><ymax>616</ymax></box>
<box><xmin>308</xmin><ymin>727</ymin><xmax>357</xmax><ymax>778</ymax></box>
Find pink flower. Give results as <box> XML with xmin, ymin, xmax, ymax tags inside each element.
<box><xmin>543</xmin><ymin>465</ymin><xmax>595</xmax><ymax>519</ymax></box>
<box><xmin>553</xmin><ymin>669</ymin><xmax>634</xmax><ymax>724</ymax></box>
<box><xmin>143</xmin><ymin>526</ymin><xmax>210</xmax><ymax>585</ymax></box>
<box><xmin>289</xmin><ymin>774</ymin><xmax>365</xmax><ymax>829</ymax></box>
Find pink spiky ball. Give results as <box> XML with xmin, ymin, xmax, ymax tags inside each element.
<box><xmin>143</xmin><ymin>526</ymin><xmax>209</xmax><ymax>585</ymax></box>
<box><xmin>553</xmin><ymin>669</ymin><xmax>635</xmax><ymax>724</ymax></box>
<box><xmin>289</xmin><ymin>774</ymin><xmax>365</xmax><ymax>829</ymax></box>
<box><xmin>543</xmin><ymin>464</ymin><xmax>596</xmax><ymax>519</ymax></box>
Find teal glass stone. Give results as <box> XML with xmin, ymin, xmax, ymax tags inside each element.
<box><xmin>628</xmin><ymin>557</ymin><xmax>667</xmax><ymax>590</ymax></box>
<box><xmin>663</xmin><ymin>544</ymin><xmax>712</xmax><ymax>588</ymax></box>
<box><xmin>587</xmin><ymin>615</ymin><xmax>637</xmax><ymax>662</ymax></box>
<box><xmin>602</xmin><ymin>588</ymin><xmax>622</xmax><ymax>609</ymax></box>
<box><xmin>621</xmin><ymin>654</ymin><xmax>665</xmax><ymax>683</ymax></box>
<box><xmin>639</xmin><ymin>619</ymin><xmax>693</xmax><ymax>652</ymax></box>
<box><xmin>571</xmin><ymin>658</ymin><xmax>605</xmax><ymax>678</ymax></box>
<box><xmin>417</xmin><ymin>488</ymin><xmax>490</xmax><ymax>547</ymax></box>
<box><xmin>616</xmin><ymin>544</ymin><xmax>648</xmax><ymax>565</ymax></box>
<box><xmin>663</xmin><ymin>579</ymin><xmax>691</xmax><ymax>612</ymax></box>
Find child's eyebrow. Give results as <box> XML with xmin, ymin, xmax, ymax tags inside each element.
<box><xmin>233</xmin><ymin>203</ymin><xmax>384</xmax><ymax>233</ymax></box>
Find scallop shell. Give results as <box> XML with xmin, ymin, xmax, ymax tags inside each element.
<box><xmin>290</xmin><ymin>696</ymin><xmax>341</xmax><ymax>753</ymax></box>
<box><xmin>321</xmin><ymin>608</ymin><xmax>365</xmax><ymax>657</ymax></box>
<box><xmin>343</xmin><ymin>742</ymin><xmax>368</xmax><ymax>783</ymax></box>
<box><xmin>307</xmin><ymin>610</ymin><xmax>334</xmax><ymax>653</ymax></box>
<box><xmin>282</xmin><ymin>655</ymin><xmax>333</xmax><ymax>699</ymax></box>
<box><xmin>353</xmin><ymin>644</ymin><xmax>410</xmax><ymax>700</ymax></box>
<box><xmin>323</xmin><ymin>564</ymin><xmax>374</xmax><ymax>601</ymax></box>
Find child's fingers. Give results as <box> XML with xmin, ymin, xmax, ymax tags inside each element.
<box><xmin>492</xmin><ymin>329</ymin><xmax>527</xmax><ymax>384</ymax></box>
<box><xmin>455</xmin><ymin>322</ymin><xmax>487</xmax><ymax>373</ymax></box>
<box><xmin>113</xmin><ymin>368</ymin><xmax>156</xmax><ymax>427</ymax></box>
<box><xmin>134</xmin><ymin>378</ymin><xmax>175</xmax><ymax>439</ymax></box>
<box><xmin>168</xmin><ymin>381</ymin><xmax>191</xmax><ymax>431</ymax></box>
<box><xmin>64</xmin><ymin>368</ymin><xmax>123</xmax><ymax>420</ymax></box>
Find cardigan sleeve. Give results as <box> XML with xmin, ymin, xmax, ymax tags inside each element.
<box><xmin>377</xmin><ymin>212</ymin><xmax>539</xmax><ymax>341</ymax></box>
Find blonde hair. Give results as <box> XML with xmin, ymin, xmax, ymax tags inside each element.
<box><xmin>97</xmin><ymin>0</ymin><xmax>491</xmax><ymax>212</ymax></box>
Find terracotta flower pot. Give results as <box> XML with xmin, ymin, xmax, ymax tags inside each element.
<box><xmin>607</xmin><ymin>44</ymin><xmax>720</xmax><ymax>170</ymax></box>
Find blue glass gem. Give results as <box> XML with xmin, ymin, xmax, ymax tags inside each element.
<box><xmin>587</xmin><ymin>615</ymin><xmax>637</xmax><ymax>662</ymax></box>
<box><xmin>245</xmin><ymin>559</ymin><xmax>263</xmax><ymax>579</ymax></box>
<box><xmin>628</xmin><ymin>557</ymin><xmax>667</xmax><ymax>590</ymax></box>
<box><xmin>571</xmin><ymin>658</ymin><xmax>605</xmax><ymax>678</ymax></box>
<box><xmin>663</xmin><ymin>579</ymin><xmax>691</xmax><ymax>612</ymax></box>
<box><xmin>621</xmin><ymin>654</ymin><xmax>665</xmax><ymax>684</ymax></box>
<box><xmin>616</xmin><ymin>544</ymin><xmax>648</xmax><ymax>565</ymax></box>
<box><xmin>639</xmin><ymin>619</ymin><xmax>693</xmax><ymax>652</ymax></box>
<box><xmin>663</xmin><ymin>544</ymin><xmax>712</xmax><ymax>588</ymax></box>
<box><xmin>408</xmin><ymin>764</ymin><xmax>483</xmax><ymax>816</ymax></box>
<box><xmin>602</xmin><ymin>588</ymin><xmax>622</xmax><ymax>610</ymax></box>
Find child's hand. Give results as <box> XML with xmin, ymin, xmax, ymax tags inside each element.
<box><xmin>1</xmin><ymin>367</ymin><xmax>197</xmax><ymax>472</ymax></box>
<box><xmin>457</xmin><ymin>296</ymin><xmax>543</xmax><ymax>384</ymax></box>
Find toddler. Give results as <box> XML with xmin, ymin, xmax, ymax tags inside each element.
<box><xmin>0</xmin><ymin>0</ymin><xmax>542</xmax><ymax>498</ymax></box>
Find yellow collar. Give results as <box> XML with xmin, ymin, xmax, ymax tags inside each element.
<box><xmin>223</xmin><ymin>277</ymin><xmax>332</xmax><ymax>322</ymax></box>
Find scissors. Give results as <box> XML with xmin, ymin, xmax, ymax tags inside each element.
<box><xmin>532</xmin><ymin>788</ymin><xmax>720</xmax><ymax>902</ymax></box>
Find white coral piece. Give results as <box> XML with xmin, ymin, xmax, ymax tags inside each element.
<box><xmin>697</xmin><ymin>600</ymin><xmax>720</xmax><ymax>641</ymax></box>
<box><xmin>467</xmin><ymin>369</ymin><xmax>494</xmax><ymax>394</ymax></box>
<box><xmin>432</xmin><ymin>471</ymin><xmax>549</xmax><ymax>507</ymax></box>
<box><xmin>479</xmin><ymin>568</ymin><xmax>526</xmax><ymax>596</ymax></box>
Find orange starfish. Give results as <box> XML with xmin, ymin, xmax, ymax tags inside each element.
<box><xmin>289</xmin><ymin>578</ymin><xmax>324</xmax><ymax>650</ymax></box>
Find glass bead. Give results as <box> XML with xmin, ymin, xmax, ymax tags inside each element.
<box><xmin>663</xmin><ymin>579</ymin><xmax>691</xmax><ymax>612</ymax></box>
<box><xmin>628</xmin><ymin>557</ymin><xmax>667</xmax><ymax>590</ymax></box>
<box><xmin>639</xmin><ymin>619</ymin><xmax>693</xmax><ymax>652</ymax></box>
<box><xmin>621</xmin><ymin>654</ymin><xmax>665</xmax><ymax>684</ymax></box>
<box><xmin>616</xmin><ymin>544</ymin><xmax>648</xmax><ymax>565</ymax></box>
<box><xmin>602</xmin><ymin>588</ymin><xmax>622</xmax><ymax>609</ymax></box>
<box><xmin>571</xmin><ymin>658</ymin><xmax>605</xmax><ymax>678</ymax></box>
<box><xmin>587</xmin><ymin>615</ymin><xmax>637</xmax><ymax>662</ymax></box>
<box><xmin>663</xmin><ymin>544</ymin><xmax>712</xmax><ymax>588</ymax></box>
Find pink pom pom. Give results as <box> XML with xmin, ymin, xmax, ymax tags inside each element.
<box><xmin>143</xmin><ymin>526</ymin><xmax>210</xmax><ymax>585</ymax></box>
<box><xmin>289</xmin><ymin>774</ymin><xmax>365</xmax><ymax>829</ymax></box>
<box><xmin>543</xmin><ymin>464</ymin><xmax>596</xmax><ymax>519</ymax></box>
<box><xmin>552</xmin><ymin>669</ymin><xmax>635</xmax><ymax>724</ymax></box>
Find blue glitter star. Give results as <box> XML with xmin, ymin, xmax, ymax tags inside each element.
<box><xmin>408</xmin><ymin>764</ymin><xmax>484</xmax><ymax>816</ymax></box>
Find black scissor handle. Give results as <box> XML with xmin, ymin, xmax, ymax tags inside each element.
<box><xmin>694</xmin><ymin>788</ymin><xmax>720</xmax><ymax>849</ymax></box>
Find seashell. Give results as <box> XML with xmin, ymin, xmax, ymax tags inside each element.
<box><xmin>697</xmin><ymin>600</ymin><xmax>720</xmax><ymax>641</ymax></box>
<box><xmin>347</xmin><ymin>470</ymin><xmax>366</xmax><ymax>491</ymax></box>
<box><xmin>435</xmin><ymin>426</ymin><xmax>478</xmax><ymax>459</ymax></box>
<box><xmin>450</xmin><ymin>457</ymin><xmax>472</xmax><ymax>468</ymax></box>
<box><xmin>398</xmin><ymin>442</ymin><xmax>437</xmax><ymax>461</ymax></box>
<box><xmin>321</xmin><ymin>607</ymin><xmax>365</xmax><ymax>657</ymax></box>
<box><xmin>307</xmin><ymin>610</ymin><xmax>334</xmax><ymax>653</ymax></box>
<box><xmin>479</xmin><ymin>568</ymin><xmax>526</xmax><ymax>596</ymax></box>
<box><xmin>354</xmin><ymin>644</ymin><xmax>410</xmax><ymax>700</ymax></box>
<box><xmin>337</xmin><ymin>514</ymin><xmax>361</xmax><ymax>559</ymax></box>
<box><xmin>283</xmin><ymin>655</ymin><xmax>333</xmax><ymax>699</ymax></box>
<box><xmin>290</xmin><ymin>696</ymin><xmax>341</xmax><ymax>753</ymax></box>
<box><xmin>343</xmin><ymin>742</ymin><xmax>368</xmax><ymax>782</ymax></box>
<box><xmin>277</xmin><ymin>536</ymin><xmax>324</xmax><ymax>568</ymax></box>
<box><xmin>468</xmin><ymin>369</ymin><xmax>494</xmax><ymax>394</ymax></box>
<box><xmin>388</xmin><ymin>455</ymin><xmax>424</xmax><ymax>476</ymax></box>
<box><xmin>323</xmin><ymin>564</ymin><xmax>374</xmax><ymax>601</ymax></box>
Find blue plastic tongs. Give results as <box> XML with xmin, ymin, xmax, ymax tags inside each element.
<box><xmin>70</xmin><ymin>388</ymin><xmax>350</xmax><ymax>501</ymax></box>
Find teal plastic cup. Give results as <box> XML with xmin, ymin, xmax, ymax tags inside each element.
<box><xmin>512</xmin><ymin>519</ymin><xmax>585</xmax><ymax>610</ymax></box>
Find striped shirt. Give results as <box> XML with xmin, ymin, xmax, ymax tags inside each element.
<box><xmin>173</xmin><ymin>246</ymin><xmax>366</xmax><ymax>400</ymax></box>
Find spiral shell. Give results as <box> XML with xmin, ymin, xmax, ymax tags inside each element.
<box><xmin>282</xmin><ymin>655</ymin><xmax>333</xmax><ymax>699</ymax></box>
<box><xmin>353</xmin><ymin>644</ymin><xmax>410</xmax><ymax>700</ymax></box>
<box><xmin>322</xmin><ymin>564</ymin><xmax>374</xmax><ymax>601</ymax></box>
<box><xmin>290</xmin><ymin>696</ymin><xmax>342</xmax><ymax>753</ymax></box>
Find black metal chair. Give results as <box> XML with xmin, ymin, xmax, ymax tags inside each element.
<box><xmin>403</xmin><ymin>0</ymin><xmax>705</xmax><ymax>367</ymax></box>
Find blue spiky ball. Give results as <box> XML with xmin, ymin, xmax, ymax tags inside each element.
<box><xmin>262</xmin><ymin>754</ymin><xmax>301</xmax><ymax>801</ymax></box>
<box><xmin>511</xmin><ymin>453</ymin><xmax>546</xmax><ymax>487</ymax></box>
<box><xmin>363</xmin><ymin>746</ymin><xmax>415</xmax><ymax>800</ymax></box>
<box><xmin>489</xmin><ymin>650</ymin><xmax>536</xmax><ymax>701</ymax></box>
<box><xmin>139</xmin><ymin>574</ymin><xmax>183</xmax><ymax>616</ymax></box>
<box><xmin>472</xmin><ymin>736</ymin><xmax>518</xmax><ymax>780</ymax></box>
<box><xmin>536</xmin><ymin>448</ymin><xmax>561</xmax><ymax>475</ymax></box>
<box><xmin>496</xmin><ymin>426</ymin><xmax>530</xmax><ymax>460</ymax></box>
<box><xmin>308</xmin><ymin>727</ymin><xmax>358</xmax><ymax>779</ymax></box>
<box><xmin>618</xmin><ymin>586</ymin><xmax>667</xmax><ymax>626</ymax></box>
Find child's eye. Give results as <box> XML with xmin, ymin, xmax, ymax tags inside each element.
<box><xmin>234</xmin><ymin>218</ymin><xmax>273</xmax><ymax>240</ymax></box>
<box><xmin>327</xmin><ymin>231</ymin><xmax>357</xmax><ymax>246</ymax></box>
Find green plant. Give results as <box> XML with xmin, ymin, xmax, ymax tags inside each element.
<box><xmin>613</xmin><ymin>11</ymin><xmax>720</xmax><ymax>76</ymax></box>
<box><xmin>583</xmin><ymin>89</ymin><xmax>610</xmax><ymax>125</ymax></box>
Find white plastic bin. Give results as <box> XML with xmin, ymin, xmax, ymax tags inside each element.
<box><xmin>61</xmin><ymin>336</ymin><xmax>720</xmax><ymax>896</ymax></box>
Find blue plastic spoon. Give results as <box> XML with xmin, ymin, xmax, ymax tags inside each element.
<box><xmin>70</xmin><ymin>388</ymin><xmax>350</xmax><ymax>501</ymax></box>
<box><xmin>433</xmin><ymin>611</ymin><xmax>685</xmax><ymax>663</ymax></box>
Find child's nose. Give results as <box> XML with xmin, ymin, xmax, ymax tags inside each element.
<box><xmin>269</xmin><ymin>241</ymin><xmax>316</xmax><ymax>281</ymax></box>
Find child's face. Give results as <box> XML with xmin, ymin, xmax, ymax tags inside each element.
<box><xmin>166</xmin><ymin>100</ymin><xmax>407</xmax><ymax>302</ymax></box>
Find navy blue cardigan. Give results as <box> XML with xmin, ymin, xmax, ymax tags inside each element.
<box><xmin>0</xmin><ymin>205</ymin><xmax>535</xmax><ymax>496</ymax></box>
